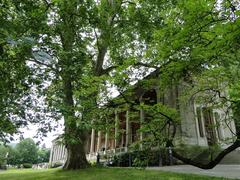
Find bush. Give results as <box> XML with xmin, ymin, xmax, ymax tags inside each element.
<box><xmin>109</xmin><ymin>149</ymin><xmax>176</xmax><ymax>168</ymax></box>
<box><xmin>23</xmin><ymin>163</ymin><xmax>32</xmax><ymax>168</ymax></box>
<box><xmin>0</xmin><ymin>164</ymin><xmax>7</xmax><ymax>170</ymax></box>
<box><xmin>132</xmin><ymin>152</ymin><xmax>148</xmax><ymax>169</ymax></box>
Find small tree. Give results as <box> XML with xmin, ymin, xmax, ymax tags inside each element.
<box><xmin>15</xmin><ymin>138</ymin><xmax>38</xmax><ymax>164</ymax></box>
<box><xmin>7</xmin><ymin>147</ymin><xmax>20</xmax><ymax>166</ymax></box>
<box><xmin>37</xmin><ymin>148</ymin><xmax>50</xmax><ymax>163</ymax></box>
<box><xmin>0</xmin><ymin>145</ymin><xmax>8</xmax><ymax>168</ymax></box>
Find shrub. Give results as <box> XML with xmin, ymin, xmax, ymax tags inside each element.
<box><xmin>0</xmin><ymin>164</ymin><xmax>7</xmax><ymax>170</ymax></box>
<box><xmin>109</xmin><ymin>149</ymin><xmax>176</xmax><ymax>168</ymax></box>
<box><xmin>132</xmin><ymin>153</ymin><xmax>148</xmax><ymax>168</ymax></box>
<box><xmin>23</xmin><ymin>163</ymin><xmax>32</xmax><ymax>168</ymax></box>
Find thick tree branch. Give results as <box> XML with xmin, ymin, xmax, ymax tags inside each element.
<box><xmin>171</xmin><ymin>139</ymin><xmax>240</xmax><ymax>169</ymax></box>
<box><xmin>134</xmin><ymin>62</ymin><xmax>159</xmax><ymax>69</ymax></box>
<box><xmin>28</xmin><ymin>58</ymin><xmax>57</xmax><ymax>73</ymax></box>
<box><xmin>95</xmin><ymin>44</ymin><xmax>108</xmax><ymax>76</ymax></box>
<box><xmin>190</xmin><ymin>88</ymin><xmax>237</xmax><ymax>104</ymax></box>
<box><xmin>101</xmin><ymin>65</ymin><xmax>118</xmax><ymax>75</ymax></box>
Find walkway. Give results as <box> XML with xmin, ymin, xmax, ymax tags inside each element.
<box><xmin>148</xmin><ymin>165</ymin><xmax>240</xmax><ymax>179</ymax></box>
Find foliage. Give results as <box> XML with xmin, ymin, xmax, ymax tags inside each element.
<box><xmin>0</xmin><ymin>145</ymin><xmax>8</xmax><ymax>168</ymax></box>
<box><xmin>6</xmin><ymin>138</ymin><xmax>50</xmax><ymax>166</ymax></box>
<box><xmin>37</xmin><ymin>148</ymin><xmax>50</xmax><ymax>164</ymax></box>
<box><xmin>110</xmin><ymin>149</ymin><xmax>175</xmax><ymax>168</ymax></box>
<box><xmin>22</xmin><ymin>163</ymin><xmax>32</xmax><ymax>169</ymax></box>
<box><xmin>14</xmin><ymin>138</ymin><xmax>38</xmax><ymax>164</ymax></box>
<box><xmin>0</xmin><ymin>0</ymin><xmax>52</xmax><ymax>143</ymax></box>
<box><xmin>1</xmin><ymin>0</ymin><xmax>240</xmax><ymax>169</ymax></box>
<box><xmin>7</xmin><ymin>146</ymin><xmax>20</xmax><ymax>166</ymax></box>
<box><xmin>141</xmin><ymin>0</ymin><xmax>240</xmax><ymax>169</ymax></box>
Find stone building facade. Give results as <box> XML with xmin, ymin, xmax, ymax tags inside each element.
<box><xmin>49</xmin><ymin>72</ymin><xmax>238</xmax><ymax>166</ymax></box>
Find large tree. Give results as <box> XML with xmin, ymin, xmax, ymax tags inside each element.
<box><xmin>24</xmin><ymin>0</ymin><xmax>166</xmax><ymax>169</ymax></box>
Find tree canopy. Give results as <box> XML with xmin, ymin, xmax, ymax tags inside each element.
<box><xmin>0</xmin><ymin>138</ymin><xmax>50</xmax><ymax>167</ymax></box>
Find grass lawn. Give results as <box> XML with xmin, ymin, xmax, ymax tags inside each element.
<box><xmin>0</xmin><ymin>167</ymin><xmax>232</xmax><ymax>180</ymax></box>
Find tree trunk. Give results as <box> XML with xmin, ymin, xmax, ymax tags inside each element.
<box><xmin>62</xmin><ymin>76</ymin><xmax>89</xmax><ymax>169</ymax></box>
<box><xmin>63</xmin><ymin>141</ymin><xmax>89</xmax><ymax>169</ymax></box>
<box><xmin>56</xmin><ymin>1</ymin><xmax>91</xmax><ymax>170</ymax></box>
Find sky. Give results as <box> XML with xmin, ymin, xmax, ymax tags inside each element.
<box><xmin>13</xmin><ymin>120</ymin><xmax>64</xmax><ymax>148</ymax></box>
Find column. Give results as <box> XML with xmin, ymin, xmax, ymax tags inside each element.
<box><xmin>104</xmin><ymin>132</ymin><xmax>108</xmax><ymax>152</ymax></box>
<box><xmin>49</xmin><ymin>145</ymin><xmax>54</xmax><ymax>166</ymax></box>
<box><xmin>55</xmin><ymin>145</ymin><xmax>58</xmax><ymax>161</ymax></box>
<box><xmin>62</xmin><ymin>146</ymin><xmax>66</xmax><ymax>160</ymax></box>
<box><xmin>97</xmin><ymin>131</ymin><xmax>102</xmax><ymax>152</ymax></box>
<box><xmin>121</xmin><ymin>133</ymin><xmax>124</xmax><ymax>147</ymax></box>
<box><xmin>90</xmin><ymin>128</ymin><xmax>95</xmax><ymax>153</ymax></box>
<box><xmin>57</xmin><ymin>145</ymin><xmax>60</xmax><ymax>161</ymax></box>
<box><xmin>56</xmin><ymin>146</ymin><xmax>59</xmax><ymax>161</ymax></box>
<box><xmin>156</xmin><ymin>87</ymin><xmax>161</xmax><ymax>103</ymax></box>
<box><xmin>59</xmin><ymin>145</ymin><xmax>62</xmax><ymax>160</ymax></box>
<box><xmin>59</xmin><ymin>145</ymin><xmax>61</xmax><ymax>161</ymax></box>
<box><xmin>140</xmin><ymin>108</ymin><xmax>144</xmax><ymax>150</ymax></box>
<box><xmin>64</xmin><ymin>147</ymin><xmax>67</xmax><ymax>160</ymax></box>
<box><xmin>114</xmin><ymin>110</ymin><xmax>119</xmax><ymax>149</ymax></box>
<box><xmin>125</xmin><ymin>110</ymin><xmax>130</xmax><ymax>152</ymax></box>
<box><xmin>52</xmin><ymin>146</ymin><xmax>56</xmax><ymax>163</ymax></box>
<box><xmin>62</xmin><ymin>146</ymin><xmax>65</xmax><ymax>160</ymax></box>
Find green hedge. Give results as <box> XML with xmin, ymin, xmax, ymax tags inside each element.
<box><xmin>0</xmin><ymin>164</ymin><xmax>7</xmax><ymax>170</ymax></box>
<box><xmin>109</xmin><ymin>149</ymin><xmax>177</xmax><ymax>167</ymax></box>
<box><xmin>23</xmin><ymin>163</ymin><xmax>32</xmax><ymax>168</ymax></box>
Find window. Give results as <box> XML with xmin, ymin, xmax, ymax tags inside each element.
<box><xmin>196</xmin><ymin>107</ymin><xmax>204</xmax><ymax>137</ymax></box>
<box><xmin>202</xmin><ymin>107</ymin><xmax>217</xmax><ymax>145</ymax></box>
<box><xmin>214</xmin><ymin>112</ymin><xmax>223</xmax><ymax>141</ymax></box>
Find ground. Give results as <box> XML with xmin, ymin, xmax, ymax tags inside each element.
<box><xmin>0</xmin><ymin>167</ymin><xmax>234</xmax><ymax>180</ymax></box>
<box><xmin>149</xmin><ymin>165</ymin><xmax>240</xmax><ymax>179</ymax></box>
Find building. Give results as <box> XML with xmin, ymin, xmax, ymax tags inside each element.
<box><xmin>49</xmin><ymin>70</ymin><xmax>239</xmax><ymax>166</ymax></box>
